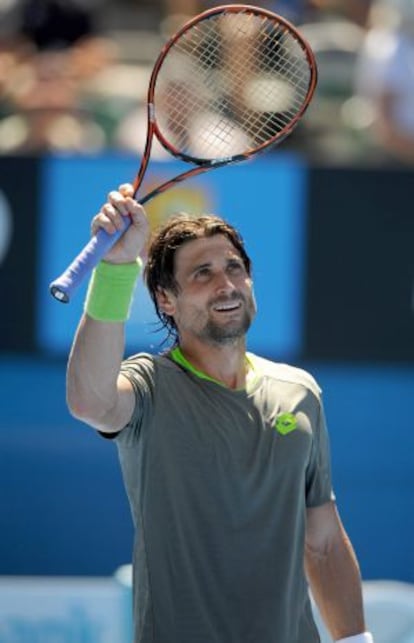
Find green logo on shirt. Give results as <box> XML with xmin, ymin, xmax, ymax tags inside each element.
<box><xmin>275</xmin><ymin>412</ymin><xmax>298</xmax><ymax>435</ymax></box>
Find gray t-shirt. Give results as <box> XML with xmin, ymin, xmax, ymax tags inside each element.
<box><xmin>117</xmin><ymin>351</ymin><xmax>334</xmax><ymax>643</ymax></box>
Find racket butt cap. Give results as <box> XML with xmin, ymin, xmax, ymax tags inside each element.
<box><xmin>49</xmin><ymin>284</ymin><xmax>69</xmax><ymax>303</ymax></box>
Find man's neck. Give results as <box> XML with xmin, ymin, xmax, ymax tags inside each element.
<box><xmin>176</xmin><ymin>339</ymin><xmax>248</xmax><ymax>390</ymax></box>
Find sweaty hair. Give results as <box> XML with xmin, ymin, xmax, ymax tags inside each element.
<box><xmin>144</xmin><ymin>213</ymin><xmax>252</xmax><ymax>344</ymax></box>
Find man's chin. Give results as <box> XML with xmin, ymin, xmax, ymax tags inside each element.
<box><xmin>200</xmin><ymin>318</ymin><xmax>252</xmax><ymax>345</ymax></box>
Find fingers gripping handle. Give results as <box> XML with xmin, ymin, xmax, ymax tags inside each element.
<box><xmin>49</xmin><ymin>217</ymin><xmax>131</xmax><ymax>303</ymax></box>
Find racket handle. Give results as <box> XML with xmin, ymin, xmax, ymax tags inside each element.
<box><xmin>49</xmin><ymin>218</ymin><xmax>131</xmax><ymax>303</ymax></box>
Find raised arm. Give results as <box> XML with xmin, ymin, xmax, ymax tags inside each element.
<box><xmin>66</xmin><ymin>184</ymin><xmax>150</xmax><ymax>434</ymax></box>
<box><xmin>305</xmin><ymin>501</ymin><xmax>373</xmax><ymax>643</ymax></box>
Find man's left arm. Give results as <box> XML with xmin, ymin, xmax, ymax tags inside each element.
<box><xmin>305</xmin><ymin>500</ymin><xmax>373</xmax><ymax>643</ymax></box>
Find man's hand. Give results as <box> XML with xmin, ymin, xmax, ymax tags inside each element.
<box><xmin>91</xmin><ymin>183</ymin><xmax>149</xmax><ymax>264</ymax></box>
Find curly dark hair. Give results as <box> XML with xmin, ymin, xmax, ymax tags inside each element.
<box><xmin>144</xmin><ymin>213</ymin><xmax>252</xmax><ymax>344</ymax></box>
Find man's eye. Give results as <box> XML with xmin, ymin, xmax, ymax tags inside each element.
<box><xmin>228</xmin><ymin>261</ymin><xmax>243</xmax><ymax>273</ymax></box>
<box><xmin>195</xmin><ymin>268</ymin><xmax>211</xmax><ymax>279</ymax></box>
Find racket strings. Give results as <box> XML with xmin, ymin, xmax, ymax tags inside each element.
<box><xmin>161</xmin><ymin>44</ymin><xmax>306</xmax><ymax>139</ymax></box>
<box><xmin>170</xmin><ymin>20</ymin><xmax>307</xmax><ymax>106</ymax></box>
<box><xmin>153</xmin><ymin>10</ymin><xmax>312</xmax><ymax>160</ymax></box>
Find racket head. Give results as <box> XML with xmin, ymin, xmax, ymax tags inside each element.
<box><xmin>147</xmin><ymin>4</ymin><xmax>318</xmax><ymax>165</ymax></box>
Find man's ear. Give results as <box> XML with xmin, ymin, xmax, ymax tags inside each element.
<box><xmin>156</xmin><ymin>288</ymin><xmax>176</xmax><ymax>316</ymax></box>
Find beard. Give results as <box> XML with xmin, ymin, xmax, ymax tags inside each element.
<box><xmin>196</xmin><ymin>292</ymin><xmax>256</xmax><ymax>346</ymax></box>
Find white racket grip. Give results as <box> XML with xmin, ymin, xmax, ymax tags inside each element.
<box><xmin>49</xmin><ymin>217</ymin><xmax>131</xmax><ymax>303</ymax></box>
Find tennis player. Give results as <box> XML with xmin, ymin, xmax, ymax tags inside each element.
<box><xmin>67</xmin><ymin>183</ymin><xmax>374</xmax><ymax>643</ymax></box>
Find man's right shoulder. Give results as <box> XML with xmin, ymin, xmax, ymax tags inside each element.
<box><xmin>120</xmin><ymin>351</ymin><xmax>178</xmax><ymax>380</ymax></box>
<box><xmin>114</xmin><ymin>352</ymin><xmax>181</xmax><ymax>441</ymax></box>
<box><xmin>122</xmin><ymin>351</ymin><xmax>154</xmax><ymax>368</ymax></box>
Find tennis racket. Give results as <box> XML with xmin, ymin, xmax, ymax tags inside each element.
<box><xmin>50</xmin><ymin>3</ymin><xmax>317</xmax><ymax>303</ymax></box>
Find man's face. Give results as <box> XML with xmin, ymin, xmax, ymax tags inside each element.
<box><xmin>158</xmin><ymin>234</ymin><xmax>256</xmax><ymax>346</ymax></box>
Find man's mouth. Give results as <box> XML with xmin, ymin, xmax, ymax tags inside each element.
<box><xmin>212</xmin><ymin>300</ymin><xmax>242</xmax><ymax>313</ymax></box>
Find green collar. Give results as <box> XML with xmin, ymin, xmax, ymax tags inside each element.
<box><xmin>169</xmin><ymin>346</ymin><xmax>257</xmax><ymax>389</ymax></box>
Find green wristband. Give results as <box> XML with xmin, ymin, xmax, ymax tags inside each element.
<box><xmin>84</xmin><ymin>259</ymin><xmax>142</xmax><ymax>322</ymax></box>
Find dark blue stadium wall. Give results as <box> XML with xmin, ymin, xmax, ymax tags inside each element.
<box><xmin>1</xmin><ymin>359</ymin><xmax>413</xmax><ymax>581</ymax></box>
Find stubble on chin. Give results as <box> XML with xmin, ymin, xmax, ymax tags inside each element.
<box><xmin>198</xmin><ymin>308</ymin><xmax>253</xmax><ymax>346</ymax></box>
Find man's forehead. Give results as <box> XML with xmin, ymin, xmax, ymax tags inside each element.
<box><xmin>175</xmin><ymin>234</ymin><xmax>241</xmax><ymax>264</ymax></box>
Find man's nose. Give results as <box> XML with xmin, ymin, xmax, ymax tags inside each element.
<box><xmin>214</xmin><ymin>271</ymin><xmax>235</xmax><ymax>293</ymax></box>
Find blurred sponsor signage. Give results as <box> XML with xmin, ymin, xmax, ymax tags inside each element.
<box><xmin>37</xmin><ymin>154</ymin><xmax>306</xmax><ymax>360</ymax></box>
<box><xmin>0</xmin><ymin>576</ymin><xmax>130</xmax><ymax>643</ymax></box>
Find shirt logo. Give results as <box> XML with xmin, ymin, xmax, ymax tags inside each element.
<box><xmin>275</xmin><ymin>412</ymin><xmax>298</xmax><ymax>435</ymax></box>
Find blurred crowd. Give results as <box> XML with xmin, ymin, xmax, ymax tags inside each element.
<box><xmin>0</xmin><ymin>0</ymin><xmax>413</xmax><ymax>164</ymax></box>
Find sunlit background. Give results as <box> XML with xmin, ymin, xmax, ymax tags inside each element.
<box><xmin>0</xmin><ymin>1</ymin><xmax>413</xmax><ymax>641</ymax></box>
